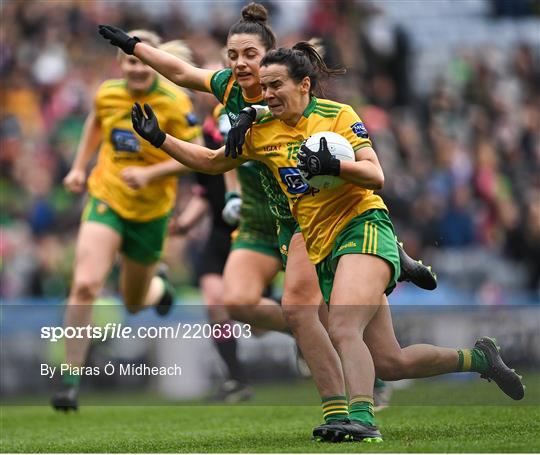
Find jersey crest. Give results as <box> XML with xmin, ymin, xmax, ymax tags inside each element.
<box><xmin>110</xmin><ymin>128</ymin><xmax>140</xmax><ymax>152</ymax></box>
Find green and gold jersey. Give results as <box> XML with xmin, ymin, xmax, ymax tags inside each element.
<box><xmin>242</xmin><ymin>97</ymin><xmax>387</xmax><ymax>264</ymax></box>
<box><xmin>88</xmin><ymin>78</ymin><xmax>200</xmax><ymax>221</ymax></box>
<box><xmin>206</xmin><ymin>68</ymin><xmax>294</xmax><ymax>229</ymax></box>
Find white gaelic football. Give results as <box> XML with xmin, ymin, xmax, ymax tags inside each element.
<box><xmin>299</xmin><ymin>131</ymin><xmax>355</xmax><ymax>189</ymax></box>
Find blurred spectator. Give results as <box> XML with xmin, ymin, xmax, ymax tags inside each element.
<box><xmin>1</xmin><ymin>0</ymin><xmax>539</xmax><ymax>300</ymax></box>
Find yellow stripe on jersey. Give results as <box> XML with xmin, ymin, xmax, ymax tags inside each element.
<box><xmin>204</xmin><ymin>71</ymin><xmax>214</xmax><ymax>93</ymax></box>
<box><xmin>462</xmin><ymin>349</ymin><xmax>472</xmax><ymax>371</ymax></box>
<box><xmin>373</xmin><ymin>223</ymin><xmax>378</xmax><ymax>254</ymax></box>
<box><xmin>362</xmin><ymin>221</ymin><xmax>369</xmax><ymax>253</ymax></box>
<box><xmin>222</xmin><ymin>77</ymin><xmax>235</xmax><ymax>106</ymax></box>
<box><xmin>212</xmin><ymin>103</ymin><xmax>227</xmax><ymax>121</ymax></box>
<box><xmin>314</xmin><ymin>105</ymin><xmax>340</xmax><ymax>114</ymax></box>
<box><xmin>242</xmin><ymin>96</ymin><xmax>387</xmax><ymax>264</ymax></box>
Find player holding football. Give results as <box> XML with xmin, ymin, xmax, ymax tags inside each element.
<box><xmin>130</xmin><ymin>41</ymin><xmax>525</xmax><ymax>443</ymax></box>
<box><xmin>52</xmin><ymin>31</ymin><xmax>202</xmax><ymax>411</ymax></box>
<box><xmin>98</xmin><ymin>1</ymin><xmax>436</xmax><ymax>412</ymax></box>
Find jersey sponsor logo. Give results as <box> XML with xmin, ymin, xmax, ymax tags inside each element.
<box><xmin>351</xmin><ymin>121</ymin><xmax>369</xmax><ymax>138</ymax></box>
<box><xmin>97</xmin><ymin>202</ymin><xmax>108</xmax><ymax>215</ymax></box>
<box><xmin>278</xmin><ymin>167</ymin><xmax>309</xmax><ymax>195</ymax></box>
<box><xmin>337</xmin><ymin>241</ymin><xmax>357</xmax><ymax>252</ymax></box>
<box><xmin>111</xmin><ymin>128</ymin><xmax>140</xmax><ymax>152</ymax></box>
<box><xmin>186</xmin><ymin>112</ymin><xmax>199</xmax><ymax>126</ymax></box>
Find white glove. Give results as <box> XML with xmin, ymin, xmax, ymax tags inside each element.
<box><xmin>222</xmin><ymin>193</ymin><xmax>242</xmax><ymax>226</ymax></box>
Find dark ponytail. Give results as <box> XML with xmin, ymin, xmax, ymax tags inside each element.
<box><xmin>228</xmin><ymin>3</ymin><xmax>276</xmax><ymax>51</ymax></box>
<box><xmin>260</xmin><ymin>41</ymin><xmax>345</xmax><ymax>96</ymax></box>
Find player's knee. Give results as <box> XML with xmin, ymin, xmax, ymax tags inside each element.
<box><xmin>223</xmin><ymin>287</ymin><xmax>258</xmax><ymax>309</ymax></box>
<box><xmin>71</xmin><ymin>278</ymin><xmax>101</xmax><ymax>303</ymax></box>
<box><xmin>328</xmin><ymin>319</ymin><xmax>359</xmax><ymax>352</ymax></box>
<box><xmin>281</xmin><ymin>305</ymin><xmax>304</xmax><ymax>332</ymax></box>
<box><xmin>226</xmin><ymin>304</ymin><xmax>254</xmax><ymax>324</ymax></box>
<box><xmin>282</xmin><ymin>284</ymin><xmax>320</xmax><ymax>307</ymax></box>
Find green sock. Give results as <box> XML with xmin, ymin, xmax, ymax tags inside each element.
<box><xmin>349</xmin><ymin>395</ymin><xmax>375</xmax><ymax>426</ymax></box>
<box><xmin>62</xmin><ymin>372</ymin><xmax>81</xmax><ymax>387</ymax></box>
<box><xmin>321</xmin><ymin>395</ymin><xmax>348</xmax><ymax>423</ymax></box>
<box><xmin>457</xmin><ymin>348</ymin><xmax>489</xmax><ymax>373</ymax></box>
<box><xmin>374</xmin><ymin>377</ymin><xmax>386</xmax><ymax>388</ymax></box>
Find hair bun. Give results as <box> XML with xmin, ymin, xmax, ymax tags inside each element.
<box><xmin>241</xmin><ymin>2</ymin><xmax>268</xmax><ymax>23</ymax></box>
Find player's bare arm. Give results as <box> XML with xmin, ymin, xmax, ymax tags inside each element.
<box><xmin>339</xmin><ymin>147</ymin><xmax>384</xmax><ymax>190</ymax></box>
<box><xmin>131</xmin><ymin>102</ymin><xmax>238</xmax><ymax>175</ymax></box>
<box><xmin>98</xmin><ymin>25</ymin><xmax>212</xmax><ymax>92</ymax></box>
<box><xmin>63</xmin><ymin>109</ymin><xmax>102</xmax><ymax>193</ymax></box>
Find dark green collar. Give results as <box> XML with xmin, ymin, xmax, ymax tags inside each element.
<box><xmin>303</xmin><ymin>96</ymin><xmax>318</xmax><ymax>118</ymax></box>
<box><xmin>125</xmin><ymin>77</ymin><xmax>159</xmax><ymax>96</ymax></box>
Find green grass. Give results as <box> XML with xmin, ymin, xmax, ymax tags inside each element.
<box><xmin>1</xmin><ymin>375</ymin><xmax>539</xmax><ymax>453</ymax></box>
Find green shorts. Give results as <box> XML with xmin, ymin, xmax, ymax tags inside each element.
<box><xmin>82</xmin><ymin>196</ymin><xmax>170</xmax><ymax>265</ymax></box>
<box><xmin>276</xmin><ymin>218</ymin><xmax>301</xmax><ymax>268</ymax></box>
<box><xmin>231</xmin><ymin>224</ymin><xmax>281</xmax><ymax>260</ymax></box>
<box><xmin>315</xmin><ymin>209</ymin><xmax>401</xmax><ymax>304</ymax></box>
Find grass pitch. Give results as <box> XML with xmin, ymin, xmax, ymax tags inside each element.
<box><xmin>1</xmin><ymin>375</ymin><xmax>539</xmax><ymax>453</ymax></box>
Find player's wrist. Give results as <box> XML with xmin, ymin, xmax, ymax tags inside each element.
<box><xmin>239</xmin><ymin>107</ymin><xmax>256</xmax><ymax>123</ymax></box>
<box><xmin>327</xmin><ymin>157</ymin><xmax>341</xmax><ymax>176</ymax></box>
<box><xmin>151</xmin><ymin>130</ymin><xmax>166</xmax><ymax>148</ymax></box>
<box><xmin>122</xmin><ymin>36</ymin><xmax>140</xmax><ymax>55</ymax></box>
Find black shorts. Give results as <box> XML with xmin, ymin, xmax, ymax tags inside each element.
<box><xmin>195</xmin><ymin>227</ymin><xmax>232</xmax><ymax>281</ymax></box>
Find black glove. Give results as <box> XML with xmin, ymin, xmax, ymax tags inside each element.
<box><xmin>297</xmin><ymin>137</ymin><xmax>340</xmax><ymax>179</ymax></box>
<box><xmin>98</xmin><ymin>25</ymin><xmax>140</xmax><ymax>55</ymax></box>
<box><xmin>131</xmin><ymin>103</ymin><xmax>166</xmax><ymax>148</ymax></box>
<box><xmin>225</xmin><ymin>107</ymin><xmax>256</xmax><ymax>158</ymax></box>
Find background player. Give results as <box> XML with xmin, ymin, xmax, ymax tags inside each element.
<box><xmin>171</xmin><ymin>100</ymin><xmax>252</xmax><ymax>402</ymax></box>
<box><xmin>52</xmin><ymin>31</ymin><xmax>202</xmax><ymax>411</ymax></box>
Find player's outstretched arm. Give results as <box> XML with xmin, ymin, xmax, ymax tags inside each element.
<box><xmin>225</xmin><ymin>106</ymin><xmax>268</xmax><ymax>158</ymax></box>
<box><xmin>98</xmin><ymin>25</ymin><xmax>211</xmax><ymax>92</ymax></box>
<box><xmin>132</xmin><ymin>102</ymin><xmax>239</xmax><ymax>175</ymax></box>
<box><xmin>63</xmin><ymin>110</ymin><xmax>102</xmax><ymax>193</ymax></box>
<box><xmin>121</xmin><ymin>159</ymin><xmax>191</xmax><ymax>190</ymax></box>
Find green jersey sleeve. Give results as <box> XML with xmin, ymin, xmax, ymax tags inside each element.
<box><xmin>208</xmin><ymin>68</ymin><xmax>234</xmax><ymax>104</ymax></box>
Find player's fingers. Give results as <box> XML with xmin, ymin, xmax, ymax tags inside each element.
<box><xmin>319</xmin><ymin>136</ymin><xmax>328</xmax><ymax>151</ymax></box>
<box><xmin>236</xmin><ymin>136</ymin><xmax>244</xmax><ymax>156</ymax></box>
<box><xmin>143</xmin><ymin>103</ymin><xmax>154</xmax><ymax>119</ymax></box>
<box><xmin>132</xmin><ymin>103</ymin><xmax>143</xmax><ymax>120</ymax></box>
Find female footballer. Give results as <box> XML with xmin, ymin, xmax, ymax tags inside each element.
<box><xmin>130</xmin><ymin>42</ymin><xmax>525</xmax><ymax>442</ymax></box>
<box><xmin>52</xmin><ymin>31</ymin><xmax>201</xmax><ymax>411</ymax></box>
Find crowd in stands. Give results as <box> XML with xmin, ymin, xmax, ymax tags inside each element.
<box><xmin>1</xmin><ymin>0</ymin><xmax>539</xmax><ymax>299</ymax></box>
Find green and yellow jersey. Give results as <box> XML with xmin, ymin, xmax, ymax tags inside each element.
<box><xmin>205</xmin><ymin>68</ymin><xmax>287</xmax><ymax>246</ymax></box>
<box><xmin>242</xmin><ymin>97</ymin><xmax>387</xmax><ymax>264</ymax></box>
<box><xmin>88</xmin><ymin>78</ymin><xmax>200</xmax><ymax>222</ymax></box>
